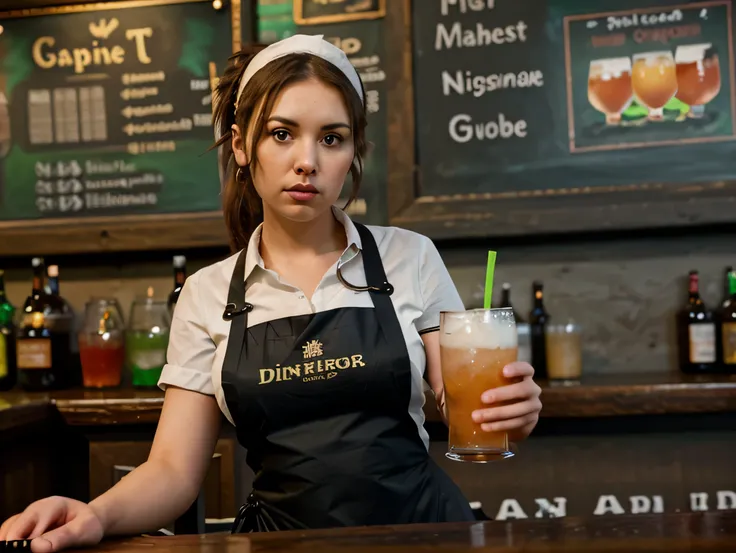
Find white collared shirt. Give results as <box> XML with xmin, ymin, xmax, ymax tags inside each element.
<box><xmin>158</xmin><ymin>207</ymin><xmax>464</xmax><ymax>450</ymax></box>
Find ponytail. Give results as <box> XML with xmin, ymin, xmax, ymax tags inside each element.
<box><xmin>212</xmin><ymin>45</ymin><xmax>267</xmax><ymax>253</ymax></box>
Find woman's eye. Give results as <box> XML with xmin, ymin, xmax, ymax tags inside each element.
<box><xmin>272</xmin><ymin>130</ymin><xmax>290</xmax><ymax>142</ymax></box>
<box><xmin>323</xmin><ymin>134</ymin><xmax>342</xmax><ymax>146</ymax></box>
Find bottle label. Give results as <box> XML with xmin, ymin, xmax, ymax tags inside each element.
<box><xmin>17</xmin><ymin>339</ymin><xmax>52</xmax><ymax>369</ymax></box>
<box><xmin>689</xmin><ymin>324</ymin><xmax>716</xmax><ymax>363</ymax></box>
<box><xmin>0</xmin><ymin>334</ymin><xmax>7</xmax><ymax>378</ymax></box>
<box><xmin>723</xmin><ymin>322</ymin><xmax>736</xmax><ymax>365</ymax></box>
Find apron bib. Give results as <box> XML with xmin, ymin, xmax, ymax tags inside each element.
<box><xmin>220</xmin><ymin>223</ymin><xmax>474</xmax><ymax>531</ymax></box>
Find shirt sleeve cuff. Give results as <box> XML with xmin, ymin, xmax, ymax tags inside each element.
<box><xmin>158</xmin><ymin>364</ymin><xmax>215</xmax><ymax>396</ymax></box>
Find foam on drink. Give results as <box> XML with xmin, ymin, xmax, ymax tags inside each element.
<box><xmin>440</xmin><ymin>309</ymin><xmax>517</xmax><ymax>350</ymax></box>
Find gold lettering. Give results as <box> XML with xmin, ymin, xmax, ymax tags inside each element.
<box><xmin>73</xmin><ymin>47</ymin><xmax>92</xmax><ymax>74</ymax></box>
<box><xmin>285</xmin><ymin>366</ymin><xmax>301</xmax><ymax>379</ymax></box>
<box><xmin>327</xmin><ymin>372</ymin><xmax>338</xmax><ymax>380</ymax></box>
<box><xmin>304</xmin><ymin>362</ymin><xmax>315</xmax><ymax>375</ymax></box>
<box><xmin>275</xmin><ymin>366</ymin><xmax>283</xmax><ymax>382</ymax></box>
<box><xmin>32</xmin><ymin>37</ymin><xmax>57</xmax><ymax>69</ymax></box>
<box><xmin>58</xmin><ymin>49</ymin><xmax>74</xmax><ymax>68</ymax></box>
<box><xmin>126</xmin><ymin>28</ymin><xmax>153</xmax><ymax>64</ymax></box>
<box><xmin>325</xmin><ymin>359</ymin><xmax>336</xmax><ymax>371</ymax></box>
<box><xmin>317</xmin><ymin>360</ymin><xmax>324</xmax><ymax>373</ymax></box>
<box><xmin>335</xmin><ymin>357</ymin><xmax>350</xmax><ymax>370</ymax></box>
<box><xmin>259</xmin><ymin>368</ymin><xmax>275</xmax><ymax>385</ymax></box>
<box><xmin>31</xmin><ymin>36</ymin><xmax>127</xmax><ymax>74</ymax></box>
<box><xmin>351</xmin><ymin>354</ymin><xmax>366</xmax><ymax>367</ymax></box>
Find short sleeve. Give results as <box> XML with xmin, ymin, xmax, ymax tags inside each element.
<box><xmin>158</xmin><ymin>272</ymin><xmax>216</xmax><ymax>395</ymax></box>
<box><xmin>415</xmin><ymin>236</ymin><xmax>465</xmax><ymax>334</ymax></box>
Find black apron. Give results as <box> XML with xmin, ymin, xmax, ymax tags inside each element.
<box><xmin>220</xmin><ymin>223</ymin><xmax>475</xmax><ymax>532</ymax></box>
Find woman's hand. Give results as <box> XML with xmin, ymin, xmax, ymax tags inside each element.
<box><xmin>0</xmin><ymin>496</ymin><xmax>105</xmax><ymax>553</ymax></box>
<box><xmin>473</xmin><ymin>362</ymin><xmax>542</xmax><ymax>442</ymax></box>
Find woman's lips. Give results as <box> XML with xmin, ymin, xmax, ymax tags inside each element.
<box><xmin>286</xmin><ymin>183</ymin><xmax>318</xmax><ymax>202</ymax></box>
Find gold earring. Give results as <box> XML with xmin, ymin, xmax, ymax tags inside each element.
<box><xmin>236</xmin><ymin>167</ymin><xmax>243</xmax><ymax>181</ymax></box>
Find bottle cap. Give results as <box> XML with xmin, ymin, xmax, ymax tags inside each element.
<box><xmin>173</xmin><ymin>256</ymin><xmax>186</xmax><ymax>268</ymax></box>
<box><xmin>48</xmin><ymin>265</ymin><xmax>59</xmax><ymax>278</ymax></box>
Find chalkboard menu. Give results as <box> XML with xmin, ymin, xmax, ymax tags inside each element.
<box><xmin>0</xmin><ymin>0</ymin><xmax>234</xmax><ymax>222</ymax></box>
<box><xmin>294</xmin><ymin>0</ymin><xmax>385</xmax><ymax>25</ymax></box>
<box><xmin>412</xmin><ymin>0</ymin><xmax>736</xmax><ymax>200</ymax></box>
<box><xmin>258</xmin><ymin>0</ymin><xmax>388</xmax><ymax>225</ymax></box>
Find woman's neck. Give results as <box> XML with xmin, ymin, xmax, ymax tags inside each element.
<box><xmin>260</xmin><ymin>207</ymin><xmax>346</xmax><ymax>267</ymax></box>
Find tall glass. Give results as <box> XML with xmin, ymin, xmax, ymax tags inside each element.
<box><xmin>675</xmin><ymin>43</ymin><xmax>721</xmax><ymax>118</ymax></box>
<box><xmin>78</xmin><ymin>298</ymin><xmax>125</xmax><ymax>388</ymax></box>
<box><xmin>545</xmin><ymin>322</ymin><xmax>583</xmax><ymax>385</ymax></box>
<box><xmin>440</xmin><ymin>308</ymin><xmax>518</xmax><ymax>463</ymax></box>
<box><xmin>632</xmin><ymin>51</ymin><xmax>678</xmax><ymax>121</ymax></box>
<box><xmin>588</xmin><ymin>57</ymin><xmax>634</xmax><ymax>125</ymax></box>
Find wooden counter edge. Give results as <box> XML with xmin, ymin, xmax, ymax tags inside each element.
<box><xmin>3</xmin><ymin>374</ymin><xmax>736</xmax><ymax>428</ymax></box>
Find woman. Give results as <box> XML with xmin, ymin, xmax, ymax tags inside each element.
<box><xmin>0</xmin><ymin>34</ymin><xmax>542</xmax><ymax>551</ymax></box>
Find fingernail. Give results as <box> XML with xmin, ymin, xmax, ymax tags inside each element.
<box><xmin>482</xmin><ymin>423</ymin><xmax>493</xmax><ymax>432</ymax></box>
<box><xmin>482</xmin><ymin>393</ymin><xmax>493</xmax><ymax>403</ymax></box>
<box><xmin>472</xmin><ymin>411</ymin><xmax>482</xmax><ymax>422</ymax></box>
<box><xmin>503</xmin><ymin>366</ymin><xmax>513</xmax><ymax>376</ymax></box>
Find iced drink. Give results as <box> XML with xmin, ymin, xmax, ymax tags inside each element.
<box><xmin>440</xmin><ymin>308</ymin><xmax>518</xmax><ymax>463</ymax></box>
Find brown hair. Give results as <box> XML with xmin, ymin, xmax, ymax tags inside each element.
<box><xmin>212</xmin><ymin>45</ymin><xmax>368</xmax><ymax>253</ymax></box>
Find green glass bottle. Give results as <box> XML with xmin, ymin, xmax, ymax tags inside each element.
<box><xmin>0</xmin><ymin>269</ymin><xmax>17</xmax><ymax>391</ymax></box>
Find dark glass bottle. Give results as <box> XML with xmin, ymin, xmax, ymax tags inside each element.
<box><xmin>499</xmin><ymin>282</ymin><xmax>524</xmax><ymax>324</ymax></box>
<box><xmin>676</xmin><ymin>270</ymin><xmax>717</xmax><ymax>373</ymax></box>
<box><xmin>529</xmin><ymin>281</ymin><xmax>549</xmax><ymax>379</ymax></box>
<box><xmin>16</xmin><ymin>258</ymin><xmax>73</xmax><ymax>390</ymax></box>
<box><xmin>718</xmin><ymin>270</ymin><xmax>736</xmax><ymax>372</ymax></box>
<box><xmin>167</xmin><ymin>255</ymin><xmax>187</xmax><ymax>313</ymax></box>
<box><xmin>46</xmin><ymin>264</ymin><xmax>80</xmax><ymax>386</ymax></box>
<box><xmin>0</xmin><ymin>269</ymin><xmax>17</xmax><ymax>391</ymax></box>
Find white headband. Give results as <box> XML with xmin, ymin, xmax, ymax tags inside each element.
<box><xmin>235</xmin><ymin>34</ymin><xmax>364</xmax><ymax>109</ymax></box>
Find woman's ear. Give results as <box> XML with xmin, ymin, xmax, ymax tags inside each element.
<box><xmin>231</xmin><ymin>124</ymin><xmax>248</xmax><ymax>167</ymax></box>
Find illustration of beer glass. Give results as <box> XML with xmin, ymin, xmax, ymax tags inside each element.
<box><xmin>440</xmin><ymin>308</ymin><xmax>518</xmax><ymax>463</ymax></box>
<box><xmin>631</xmin><ymin>51</ymin><xmax>678</xmax><ymax>121</ymax></box>
<box><xmin>675</xmin><ymin>43</ymin><xmax>721</xmax><ymax>118</ymax></box>
<box><xmin>588</xmin><ymin>57</ymin><xmax>634</xmax><ymax>125</ymax></box>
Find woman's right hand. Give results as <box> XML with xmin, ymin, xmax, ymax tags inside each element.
<box><xmin>0</xmin><ymin>496</ymin><xmax>105</xmax><ymax>553</ymax></box>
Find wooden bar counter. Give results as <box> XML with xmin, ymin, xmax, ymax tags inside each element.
<box><xmin>81</xmin><ymin>512</ymin><xmax>736</xmax><ymax>552</ymax></box>
<box><xmin>3</xmin><ymin>372</ymin><xmax>736</xmax><ymax>529</ymax></box>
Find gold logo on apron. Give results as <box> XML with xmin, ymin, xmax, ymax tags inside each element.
<box><xmin>259</xmin><ymin>340</ymin><xmax>366</xmax><ymax>385</ymax></box>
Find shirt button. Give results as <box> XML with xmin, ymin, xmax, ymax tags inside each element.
<box><xmin>297</xmin><ymin>294</ymin><xmax>305</xmax><ymax>299</ymax></box>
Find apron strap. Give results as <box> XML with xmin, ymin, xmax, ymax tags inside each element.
<box><xmin>222</xmin><ymin>249</ymin><xmax>251</xmax><ymax>381</ymax></box>
<box><xmin>354</xmin><ymin>223</ymin><xmax>404</xmax><ymax>348</ymax></box>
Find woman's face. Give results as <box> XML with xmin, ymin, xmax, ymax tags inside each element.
<box><xmin>232</xmin><ymin>77</ymin><xmax>355</xmax><ymax>224</ymax></box>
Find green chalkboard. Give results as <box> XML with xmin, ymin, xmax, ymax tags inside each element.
<box><xmin>258</xmin><ymin>0</ymin><xmax>388</xmax><ymax>226</ymax></box>
<box><xmin>0</xmin><ymin>0</ymin><xmax>233</xmax><ymax>221</ymax></box>
<box><xmin>412</xmin><ymin>0</ymin><xmax>736</xmax><ymax>199</ymax></box>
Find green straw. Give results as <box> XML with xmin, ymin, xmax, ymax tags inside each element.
<box><xmin>484</xmin><ymin>251</ymin><xmax>497</xmax><ymax>310</ymax></box>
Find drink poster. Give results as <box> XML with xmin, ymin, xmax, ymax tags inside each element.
<box><xmin>565</xmin><ymin>2</ymin><xmax>736</xmax><ymax>153</ymax></box>
<box><xmin>0</xmin><ymin>0</ymin><xmax>234</xmax><ymax>221</ymax></box>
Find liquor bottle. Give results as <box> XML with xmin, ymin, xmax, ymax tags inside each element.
<box><xmin>0</xmin><ymin>269</ymin><xmax>17</xmax><ymax>391</ymax></box>
<box><xmin>499</xmin><ymin>282</ymin><xmax>524</xmax><ymax>324</ymax></box>
<box><xmin>529</xmin><ymin>281</ymin><xmax>549</xmax><ymax>379</ymax></box>
<box><xmin>16</xmin><ymin>258</ymin><xmax>73</xmax><ymax>390</ymax></box>
<box><xmin>167</xmin><ymin>256</ymin><xmax>187</xmax><ymax>313</ymax></box>
<box><xmin>676</xmin><ymin>270</ymin><xmax>717</xmax><ymax>373</ymax></box>
<box><xmin>46</xmin><ymin>264</ymin><xmax>80</xmax><ymax>386</ymax></box>
<box><xmin>721</xmin><ymin>266</ymin><xmax>733</xmax><ymax>306</ymax></box>
<box><xmin>719</xmin><ymin>270</ymin><xmax>736</xmax><ymax>372</ymax></box>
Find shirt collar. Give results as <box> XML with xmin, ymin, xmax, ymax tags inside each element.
<box><xmin>243</xmin><ymin>205</ymin><xmax>362</xmax><ymax>282</ymax></box>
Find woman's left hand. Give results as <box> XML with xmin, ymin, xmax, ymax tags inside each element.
<box><xmin>472</xmin><ymin>362</ymin><xmax>542</xmax><ymax>442</ymax></box>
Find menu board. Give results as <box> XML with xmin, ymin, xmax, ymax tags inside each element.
<box><xmin>412</xmin><ymin>0</ymin><xmax>736</xmax><ymax>199</ymax></box>
<box><xmin>258</xmin><ymin>0</ymin><xmax>388</xmax><ymax>225</ymax></box>
<box><xmin>294</xmin><ymin>0</ymin><xmax>385</xmax><ymax>25</ymax></box>
<box><xmin>0</xmin><ymin>0</ymin><xmax>234</xmax><ymax>221</ymax></box>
